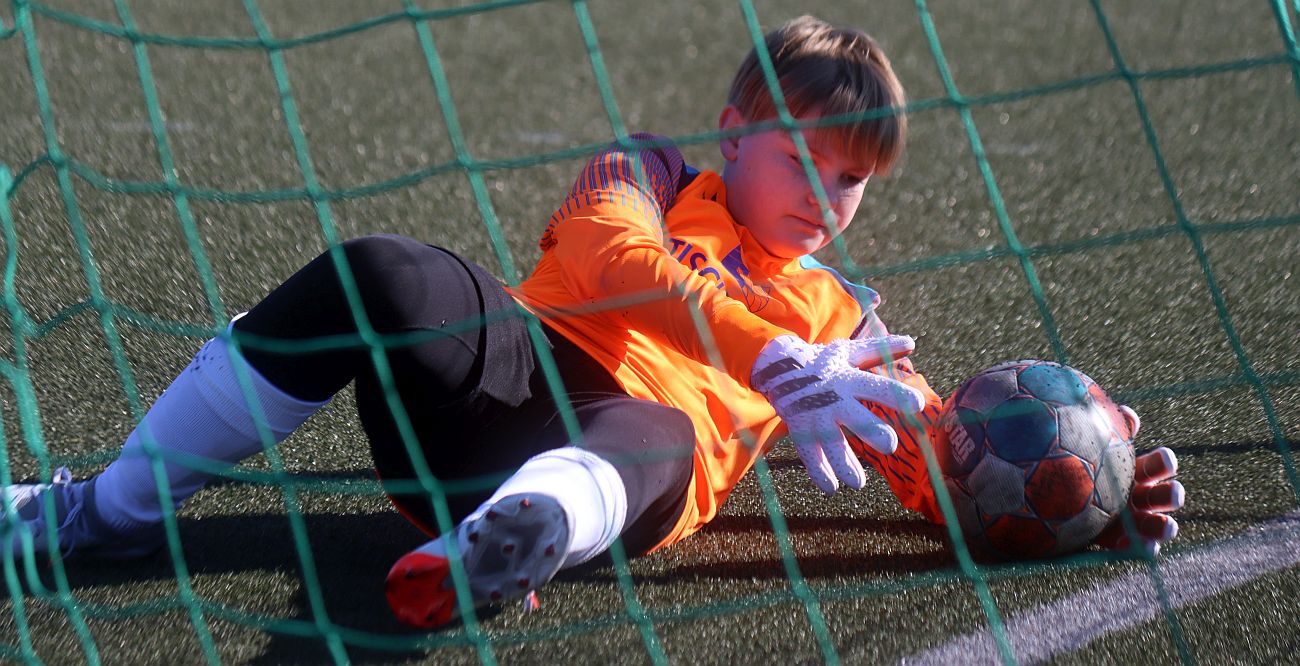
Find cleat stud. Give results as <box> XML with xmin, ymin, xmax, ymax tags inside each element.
<box><xmin>467</xmin><ymin>531</ymin><xmax>480</xmax><ymax>543</ymax></box>
<box><xmin>517</xmin><ymin>578</ymin><xmax>530</xmax><ymax>589</ymax></box>
<box><xmin>490</xmin><ymin>590</ymin><xmax>502</xmax><ymax>601</ymax></box>
<box><xmin>520</xmin><ymin>498</ymin><xmax>532</xmax><ymax>508</ymax></box>
<box><xmin>544</xmin><ymin>544</ymin><xmax>556</xmax><ymax>557</ymax></box>
<box><xmin>502</xmin><ymin>543</ymin><xmax>515</xmax><ymax>554</ymax></box>
<box><xmin>485</xmin><ymin>510</ymin><xmax>498</xmax><ymax>521</ymax></box>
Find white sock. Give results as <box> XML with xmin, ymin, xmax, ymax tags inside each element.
<box><xmin>93</xmin><ymin>334</ymin><xmax>330</xmax><ymax>529</ymax></box>
<box><xmin>428</xmin><ymin>447</ymin><xmax>629</xmax><ymax>569</ymax></box>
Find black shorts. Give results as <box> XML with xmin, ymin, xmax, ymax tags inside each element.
<box><xmin>233</xmin><ymin>234</ymin><xmax>694</xmax><ymax>556</ymax></box>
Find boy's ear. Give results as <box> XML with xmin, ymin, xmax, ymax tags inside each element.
<box><xmin>718</xmin><ymin>105</ymin><xmax>745</xmax><ymax>162</ymax></box>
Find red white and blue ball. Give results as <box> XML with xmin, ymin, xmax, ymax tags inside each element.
<box><xmin>933</xmin><ymin>359</ymin><xmax>1135</xmax><ymax>559</ymax></box>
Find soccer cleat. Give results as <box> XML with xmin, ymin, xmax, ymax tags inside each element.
<box><xmin>384</xmin><ymin>493</ymin><xmax>570</xmax><ymax>629</ymax></box>
<box><xmin>1</xmin><ymin>468</ymin><xmax>165</xmax><ymax>560</ymax></box>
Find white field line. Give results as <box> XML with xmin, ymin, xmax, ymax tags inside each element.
<box><xmin>899</xmin><ymin>511</ymin><xmax>1300</xmax><ymax>665</ymax></box>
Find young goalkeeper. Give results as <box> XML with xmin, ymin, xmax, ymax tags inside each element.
<box><xmin>2</xmin><ymin>16</ymin><xmax>1183</xmax><ymax>629</ymax></box>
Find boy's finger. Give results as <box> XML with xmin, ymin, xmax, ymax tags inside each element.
<box><xmin>843</xmin><ymin>335</ymin><xmax>914</xmax><ymax>369</ymax></box>
<box><xmin>1096</xmin><ymin>511</ymin><xmax>1179</xmax><ymax>551</ymax></box>
<box><xmin>1119</xmin><ymin>405</ymin><xmax>1141</xmax><ymax>437</ymax></box>
<box><xmin>791</xmin><ymin>433</ymin><xmax>839</xmax><ymax>495</ymax></box>
<box><xmin>1131</xmin><ymin>479</ymin><xmax>1185</xmax><ymax>513</ymax></box>
<box><xmin>822</xmin><ymin>433</ymin><xmax>868</xmax><ymax>490</ymax></box>
<box><xmin>848</xmin><ymin>377</ymin><xmax>927</xmax><ymax>414</ymax></box>
<box><xmin>1135</xmin><ymin>447</ymin><xmax>1178</xmax><ymax>484</ymax></box>
<box><xmin>1138</xmin><ymin>511</ymin><xmax>1179</xmax><ymax>543</ymax></box>
<box><xmin>841</xmin><ymin>413</ymin><xmax>898</xmax><ymax>456</ymax></box>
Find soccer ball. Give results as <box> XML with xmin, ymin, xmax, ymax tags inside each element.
<box><xmin>932</xmin><ymin>359</ymin><xmax>1135</xmax><ymax>559</ymax></box>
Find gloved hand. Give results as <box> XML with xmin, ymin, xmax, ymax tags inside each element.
<box><xmin>751</xmin><ymin>334</ymin><xmax>927</xmax><ymax>494</ymax></box>
<box><xmin>1094</xmin><ymin>406</ymin><xmax>1186</xmax><ymax>555</ymax></box>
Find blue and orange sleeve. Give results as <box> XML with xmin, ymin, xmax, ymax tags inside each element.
<box><xmin>856</xmin><ymin>361</ymin><xmax>946</xmax><ymax>524</ymax></box>
<box><xmin>539</xmin><ymin>133</ymin><xmax>685</xmax><ymax>251</ymax></box>
<box><xmin>542</xmin><ymin>135</ymin><xmax>788</xmax><ymax>382</ymax></box>
<box><xmin>846</xmin><ymin>309</ymin><xmax>946</xmax><ymax>523</ymax></box>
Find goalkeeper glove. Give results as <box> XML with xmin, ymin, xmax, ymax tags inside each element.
<box><xmin>751</xmin><ymin>334</ymin><xmax>926</xmax><ymax>494</ymax></box>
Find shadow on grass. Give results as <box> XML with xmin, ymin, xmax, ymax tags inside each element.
<box><xmin>8</xmin><ymin>510</ymin><xmax>456</xmax><ymax>663</ymax></box>
<box><xmin>15</xmin><ymin>461</ymin><xmax>1170</xmax><ymax>661</ymax></box>
<box><xmin>566</xmin><ymin>513</ymin><xmax>957</xmax><ymax>587</ymax></box>
<box><xmin>6</xmin><ymin>507</ymin><xmax>962</xmax><ymax>661</ymax></box>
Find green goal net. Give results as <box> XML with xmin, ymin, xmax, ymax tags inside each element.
<box><xmin>2</xmin><ymin>0</ymin><xmax>1298</xmax><ymax>664</ymax></box>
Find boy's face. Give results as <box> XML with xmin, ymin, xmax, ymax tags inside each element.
<box><xmin>719</xmin><ymin>105</ymin><xmax>875</xmax><ymax>259</ymax></box>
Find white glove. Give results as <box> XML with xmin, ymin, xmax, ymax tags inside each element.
<box><xmin>751</xmin><ymin>334</ymin><xmax>927</xmax><ymax>494</ymax></box>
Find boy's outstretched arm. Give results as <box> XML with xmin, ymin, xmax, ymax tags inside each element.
<box><xmin>536</xmin><ymin>136</ymin><xmax>925</xmax><ymax>493</ymax></box>
<box><xmin>751</xmin><ymin>335</ymin><xmax>926</xmax><ymax>494</ymax></box>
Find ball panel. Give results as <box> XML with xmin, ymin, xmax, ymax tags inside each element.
<box><xmin>1089</xmin><ymin>382</ymin><xmax>1134</xmax><ymax>439</ymax></box>
<box><xmin>937</xmin><ymin>405</ymin><xmax>984</xmax><ymax>477</ymax></box>
<box><xmin>1095</xmin><ymin>440</ymin><xmax>1136</xmax><ymax>513</ymax></box>
<box><xmin>985</xmin><ymin>396</ymin><xmax>1057</xmax><ymax>462</ymax></box>
<box><xmin>1052</xmin><ymin>504</ymin><xmax>1114</xmax><ymax>555</ymax></box>
<box><xmin>1019</xmin><ymin>363</ymin><xmax>1088</xmax><ymax>406</ymax></box>
<box><xmin>945</xmin><ymin>479</ymin><xmax>984</xmax><ymax>537</ymax></box>
<box><xmin>1025</xmin><ymin>456</ymin><xmax>1093</xmax><ymax>520</ymax></box>
<box><xmin>982</xmin><ymin>359</ymin><xmax>1039</xmax><ymax>375</ymax></box>
<box><xmin>956</xmin><ymin>368</ymin><xmax>1021</xmax><ymax>414</ymax></box>
<box><xmin>1055</xmin><ymin>401</ymin><xmax>1110</xmax><ymax>463</ymax></box>
<box><xmin>985</xmin><ymin>515</ymin><xmax>1056</xmax><ymax>559</ymax></box>
<box><xmin>968</xmin><ymin>455</ymin><xmax>1026</xmax><ymax>516</ymax></box>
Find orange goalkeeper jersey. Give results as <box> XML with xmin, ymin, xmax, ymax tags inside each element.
<box><xmin>511</xmin><ymin>134</ymin><xmax>944</xmax><ymax>550</ymax></box>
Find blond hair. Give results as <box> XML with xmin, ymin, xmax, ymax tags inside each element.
<box><xmin>726</xmin><ymin>15</ymin><xmax>907</xmax><ymax>173</ymax></box>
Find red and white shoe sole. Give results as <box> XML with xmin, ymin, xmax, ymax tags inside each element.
<box><xmin>385</xmin><ymin>493</ymin><xmax>570</xmax><ymax>629</ymax></box>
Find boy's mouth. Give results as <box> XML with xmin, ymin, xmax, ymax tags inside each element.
<box><xmin>789</xmin><ymin>215</ymin><xmax>829</xmax><ymax>234</ymax></box>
